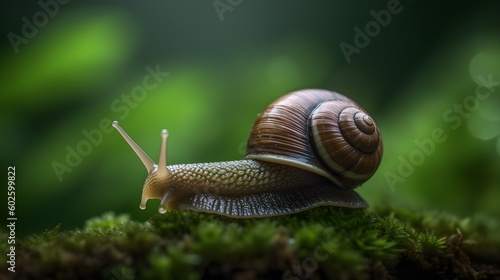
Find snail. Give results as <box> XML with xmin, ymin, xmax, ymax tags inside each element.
<box><xmin>113</xmin><ymin>89</ymin><xmax>383</xmax><ymax>217</ymax></box>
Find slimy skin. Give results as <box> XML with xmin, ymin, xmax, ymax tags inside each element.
<box><xmin>141</xmin><ymin>160</ymin><xmax>367</xmax><ymax>217</ymax></box>
<box><xmin>158</xmin><ymin>160</ymin><xmax>319</xmax><ymax>195</ymax></box>
<box><xmin>142</xmin><ymin>160</ymin><xmax>321</xmax><ymax>206</ymax></box>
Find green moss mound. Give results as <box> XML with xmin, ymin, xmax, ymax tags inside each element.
<box><xmin>1</xmin><ymin>207</ymin><xmax>499</xmax><ymax>280</ymax></box>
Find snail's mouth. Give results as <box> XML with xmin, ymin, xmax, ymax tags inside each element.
<box><xmin>141</xmin><ymin>187</ymin><xmax>182</xmax><ymax>214</ymax></box>
<box><xmin>140</xmin><ymin>171</ymin><xmax>172</xmax><ymax>209</ymax></box>
<box><xmin>139</xmin><ymin>192</ymin><xmax>168</xmax><ymax>212</ymax></box>
<box><xmin>139</xmin><ymin>180</ymin><xmax>161</xmax><ymax>210</ymax></box>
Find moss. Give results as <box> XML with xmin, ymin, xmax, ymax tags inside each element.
<box><xmin>2</xmin><ymin>208</ymin><xmax>499</xmax><ymax>280</ymax></box>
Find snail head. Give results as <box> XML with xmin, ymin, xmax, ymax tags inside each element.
<box><xmin>112</xmin><ymin>121</ymin><xmax>172</xmax><ymax>213</ymax></box>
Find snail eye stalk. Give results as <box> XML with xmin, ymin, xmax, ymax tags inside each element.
<box><xmin>112</xmin><ymin>121</ymin><xmax>155</xmax><ymax>173</ymax></box>
<box><xmin>156</xmin><ymin>129</ymin><xmax>169</xmax><ymax>179</ymax></box>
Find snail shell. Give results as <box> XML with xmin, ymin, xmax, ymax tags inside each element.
<box><xmin>113</xmin><ymin>89</ymin><xmax>383</xmax><ymax>217</ymax></box>
<box><xmin>246</xmin><ymin>89</ymin><xmax>382</xmax><ymax>188</ymax></box>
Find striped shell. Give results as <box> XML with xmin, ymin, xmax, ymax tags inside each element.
<box><xmin>245</xmin><ymin>89</ymin><xmax>383</xmax><ymax>189</ymax></box>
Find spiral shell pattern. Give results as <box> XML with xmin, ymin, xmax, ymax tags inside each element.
<box><xmin>246</xmin><ymin>89</ymin><xmax>383</xmax><ymax>189</ymax></box>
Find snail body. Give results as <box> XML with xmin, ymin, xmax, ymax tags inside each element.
<box><xmin>113</xmin><ymin>89</ymin><xmax>383</xmax><ymax>217</ymax></box>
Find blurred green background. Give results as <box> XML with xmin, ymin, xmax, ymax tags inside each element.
<box><xmin>1</xmin><ymin>1</ymin><xmax>499</xmax><ymax>237</ymax></box>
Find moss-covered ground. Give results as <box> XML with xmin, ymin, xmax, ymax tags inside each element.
<box><xmin>1</xmin><ymin>207</ymin><xmax>499</xmax><ymax>280</ymax></box>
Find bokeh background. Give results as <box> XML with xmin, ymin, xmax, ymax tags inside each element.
<box><xmin>1</xmin><ymin>1</ymin><xmax>499</xmax><ymax>237</ymax></box>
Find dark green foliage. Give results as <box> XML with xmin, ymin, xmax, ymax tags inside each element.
<box><xmin>1</xmin><ymin>208</ymin><xmax>499</xmax><ymax>280</ymax></box>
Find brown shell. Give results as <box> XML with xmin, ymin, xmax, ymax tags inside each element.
<box><xmin>245</xmin><ymin>89</ymin><xmax>383</xmax><ymax>188</ymax></box>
